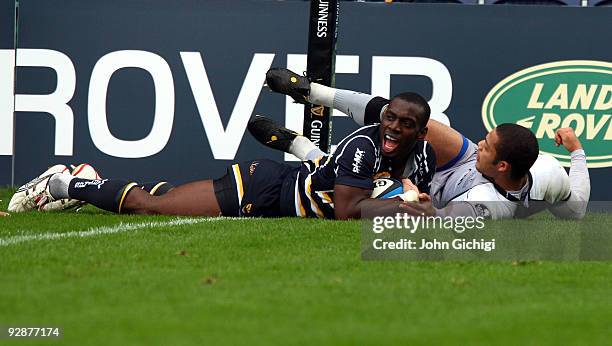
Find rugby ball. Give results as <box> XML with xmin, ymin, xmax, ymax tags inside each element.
<box><xmin>371</xmin><ymin>178</ymin><xmax>403</xmax><ymax>199</ymax></box>
<box><xmin>71</xmin><ymin>163</ymin><xmax>101</xmax><ymax>180</ymax></box>
<box><xmin>39</xmin><ymin>163</ymin><xmax>102</xmax><ymax>212</ymax></box>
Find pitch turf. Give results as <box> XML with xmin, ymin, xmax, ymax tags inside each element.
<box><xmin>0</xmin><ymin>188</ymin><xmax>610</xmax><ymax>345</ymax></box>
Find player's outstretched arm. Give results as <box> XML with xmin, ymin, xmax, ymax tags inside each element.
<box><xmin>401</xmin><ymin>182</ymin><xmax>517</xmax><ymax>220</ymax></box>
<box><xmin>333</xmin><ymin>184</ymin><xmax>373</xmax><ymax>219</ymax></box>
<box><xmin>422</xmin><ymin>119</ymin><xmax>465</xmax><ymax>170</ymax></box>
<box><xmin>333</xmin><ymin>184</ymin><xmax>421</xmax><ymax>220</ymax></box>
<box><xmin>400</xmin><ymin>200</ymin><xmax>496</xmax><ymax>219</ymax></box>
<box><xmin>549</xmin><ymin>128</ymin><xmax>590</xmax><ymax>219</ymax></box>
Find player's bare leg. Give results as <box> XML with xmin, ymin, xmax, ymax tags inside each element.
<box><xmin>10</xmin><ymin>169</ymin><xmax>223</xmax><ymax>216</ymax></box>
<box><xmin>122</xmin><ymin>180</ymin><xmax>221</xmax><ymax>216</ymax></box>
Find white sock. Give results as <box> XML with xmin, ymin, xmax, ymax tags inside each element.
<box><xmin>309</xmin><ymin>83</ymin><xmax>375</xmax><ymax>126</ymax></box>
<box><xmin>333</xmin><ymin>89</ymin><xmax>375</xmax><ymax>126</ymax></box>
<box><xmin>48</xmin><ymin>173</ymin><xmax>75</xmax><ymax>199</ymax></box>
<box><xmin>305</xmin><ymin>148</ymin><xmax>325</xmax><ymax>161</ymax></box>
<box><xmin>289</xmin><ymin>136</ymin><xmax>321</xmax><ymax>161</ymax></box>
<box><xmin>309</xmin><ymin>83</ymin><xmax>335</xmax><ymax>107</ymax></box>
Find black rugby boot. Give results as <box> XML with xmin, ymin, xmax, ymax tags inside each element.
<box><xmin>248</xmin><ymin>115</ymin><xmax>299</xmax><ymax>153</ymax></box>
<box><xmin>265</xmin><ymin>68</ymin><xmax>311</xmax><ymax>104</ymax></box>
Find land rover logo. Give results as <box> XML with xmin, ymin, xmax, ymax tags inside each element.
<box><xmin>482</xmin><ymin>60</ymin><xmax>612</xmax><ymax>168</ymax></box>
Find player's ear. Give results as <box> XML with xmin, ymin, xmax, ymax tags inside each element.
<box><xmin>497</xmin><ymin>160</ymin><xmax>510</xmax><ymax>173</ymax></box>
<box><xmin>417</xmin><ymin>126</ymin><xmax>428</xmax><ymax>140</ymax></box>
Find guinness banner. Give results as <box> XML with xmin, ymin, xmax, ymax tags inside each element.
<box><xmin>304</xmin><ymin>0</ymin><xmax>339</xmax><ymax>153</ymax></box>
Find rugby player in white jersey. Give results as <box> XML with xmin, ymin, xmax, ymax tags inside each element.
<box><xmin>258</xmin><ymin>68</ymin><xmax>590</xmax><ymax>219</ymax></box>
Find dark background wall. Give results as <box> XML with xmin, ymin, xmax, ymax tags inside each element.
<box><xmin>4</xmin><ymin>0</ymin><xmax>612</xmax><ymax>199</ymax></box>
<box><xmin>0</xmin><ymin>0</ymin><xmax>15</xmax><ymax>187</ymax></box>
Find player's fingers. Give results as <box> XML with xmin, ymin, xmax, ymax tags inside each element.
<box><xmin>401</xmin><ymin>178</ymin><xmax>419</xmax><ymax>194</ymax></box>
<box><xmin>554</xmin><ymin>132</ymin><xmax>562</xmax><ymax>146</ymax></box>
<box><xmin>418</xmin><ymin>193</ymin><xmax>431</xmax><ymax>202</ymax></box>
<box><xmin>398</xmin><ymin>202</ymin><xmax>425</xmax><ymax>215</ymax></box>
<box><xmin>401</xmin><ymin>178</ymin><xmax>412</xmax><ymax>190</ymax></box>
<box><xmin>557</xmin><ymin>127</ymin><xmax>575</xmax><ymax>139</ymax></box>
<box><xmin>399</xmin><ymin>201</ymin><xmax>435</xmax><ymax>216</ymax></box>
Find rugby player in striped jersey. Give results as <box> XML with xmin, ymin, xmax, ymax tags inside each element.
<box><xmin>8</xmin><ymin>86</ymin><xmax>436</xmax><ymax>220</ymax></box>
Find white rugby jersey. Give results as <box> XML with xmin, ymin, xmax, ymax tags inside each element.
<box><xmin>350</xmin><ymin>93</ymin><xmax>586</xmax><ymax>219</ymax></box>
<box><xmin>516</xmin><ymin>151</ymin><xmax>589</xmax><ymax>219</ymax></box>
<box><xmin>446</xmin><ymin>173</ymin><xmax>531</xmax><ymax>220</ymax></box>
<box><xmin>441</xmin><ymin>155</ymin><xmax>572</xmax><ymax>220</ymax></box>
<box><xmin>527</xmin><ymin>154</ymin><xmax>571</xmax><ymax>203</ymax></box>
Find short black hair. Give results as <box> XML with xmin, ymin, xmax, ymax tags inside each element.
<box><xmin>493</xmin><ymin>123</ymin><xmax>539</xmax><ymax>180</ymax></box>
<box><xmin>392</xmin><ymin>92</ymin><xmax>431</xmax><ymax>128</ymax></box>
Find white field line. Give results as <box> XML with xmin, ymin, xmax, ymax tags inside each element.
<box><xmin>0</xmin><ymin>217</ymin><xmax>242</xmax><ymax>247</ymax></box>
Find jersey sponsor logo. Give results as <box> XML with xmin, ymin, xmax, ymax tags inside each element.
<box><xmin>482</xmin><ymin>60</ymin><xmax>612</xmax><ymax>168</ymax></box>
<box><xmin>249</xmin><ymin>161</ymin><xmax>259</xmax><ymax>176</ymax></box>
<box><xmin>474</xmin><ymin>203</ymin><xmax>492</xmax><ymax>219</ymax></box>
<box><xmin>352</xmin><ymin>148</ymin><xmax>365</xmax><ymax>173</ymax></box>
<box><xmin>242</xmin><ymin>203</ymin><xmax>253</xmax><ymax>215</ymax></box>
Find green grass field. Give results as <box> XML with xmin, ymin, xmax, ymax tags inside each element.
<box><xmin>1</xmin><ymin>188</ymin><xmax>611</xmax><ymax>345</ymax></box>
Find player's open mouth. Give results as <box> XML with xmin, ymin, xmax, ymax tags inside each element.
<box><xmin>382</xmin><ymin>134</ymin><xmax>400</xmax><ymax>153</ymax></box>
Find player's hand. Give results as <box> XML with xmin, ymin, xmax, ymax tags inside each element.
<box><xmin>417</xmin><ymin>193</ymin><xmax>431</xmax><ymax>203</ymax></box>
<box><xmin>0</xmin><ymin>211</ymin><xmax>9</xmax><ymax>217</ymax></box>
<box><xmin>555</xmin><ymin>127</ymin><xmax>583</xmax><ymax>153</ymax></box>
<box><xmin>400</xmin><ymin>178</ymin><xmax>423</xmax><ymax>202</ymax></box>
<box><xmin>401</xmin><ymin>178</ymin><xmax>419</xmax><ymax>194</ymax></box>
<box><xmin>401</xmin><ymin>179</ymin><xmax>431</xmax><ymax>203</ymax></box>
<box><xmin>399</xmin><ymin>200</ymin><xmax>436</xmax><ymax>217</ymax></box>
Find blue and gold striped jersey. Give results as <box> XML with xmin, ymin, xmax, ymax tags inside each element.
<box><xmin>288</xmin><ymin>124</ymin><xmax>436</xmax><ymax>218</ymax></box>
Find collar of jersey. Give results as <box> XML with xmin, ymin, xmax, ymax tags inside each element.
<box><xmin>485</xmin><ymin>172</ymin><xmax>533</xmax><ymax>203</ymax></box>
